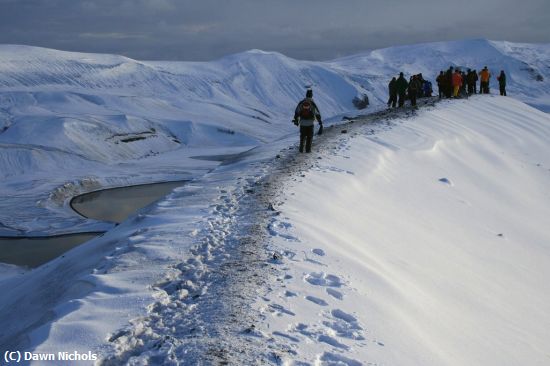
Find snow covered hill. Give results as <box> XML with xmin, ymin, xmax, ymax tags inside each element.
<box><xmin>3</xmin><ymin>95</ymin><xmax>548</xmax><ymax>365</ymax></box>
<box><xmin>1</xmin><ymin>39</ymin><xmax>549</xmax><ymax>234</ymax></box>
<box><xmin>331</xmin><ymin>39</ymin><xmax>550</xmax><ymax>112</ymax></box>
<box><xmin>260</xmin><ymin>96</ymin><xmax>550</xmax><ymax>365</ymax></box>
<box><xmin>0</xmin><ymin>39</ymin><xmax>550</xmax><ymax>365</ymax></box>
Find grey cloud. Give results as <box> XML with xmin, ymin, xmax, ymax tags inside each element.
<box><xmin>0</xmin><ymin>0</ymin><xmax>549</xmax><ymax>60</ymax></box>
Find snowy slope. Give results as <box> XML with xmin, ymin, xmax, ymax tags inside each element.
<box><xmin>2</xmin><ymin>96</ymin><xmax>548</xmax><ymax>365</ymax></box>
<box><xmin>1</xmin><ymin>39</ymin><xmax>550</xmax><ymax>234</ymax></box>
<box><xmin>0</xmin><ymin>40</ymin><xmax>550</xmax><ymax>365</ymax></box>
<box><xmin>331</xmin><ymin>39</ymin><xmax>550</xmax><ymax>111</ymax></box>
<box><xmin>0</xmin><ymin>45</ymin><xmax>368</xmax><ymax>235</ymax></box>
<box><xmin>260</xmin><ymin>96</ymin><xmax>550</xmax><ymax>365</ymax></box>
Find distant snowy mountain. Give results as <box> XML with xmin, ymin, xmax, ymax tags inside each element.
<box><xmin>0</xmin><ymin>39</ymin><xmax>549</xmax><ymax>234</ymax></box>
<box><xmin>331</xmin><ymin>39</ymin><xmax>550</xmax><ymax>111</ymax></box>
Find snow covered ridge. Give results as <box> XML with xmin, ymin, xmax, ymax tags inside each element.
<box><xmin>0</xmin><ymin>42</ymin><xmax>367</xmax><ymax>234</ymax></box>
<box><xmin>4</xmin><ymin>96</ymin><xmax>548</xmax><ymax>365</ymax></box>
<box><xmin>1</xmin><ymin>38</ymin><xmax>549</xmax><ymax>235</ymax></box>
<box><xmin>257</xmin><ymin>96</ymin><xmax>550</xmax><ymax>364</ymax></box>
<box><xmin>1</xmin><ymin>39</ymin><xmax>550</xmax><ymax>363</ymax></box>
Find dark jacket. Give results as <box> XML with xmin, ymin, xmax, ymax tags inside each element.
<box><xmin>467</xmin><ymin>71</ymin><xmax>477</xmax><ymax>84</ymax></box>
<box><xmin>389</xmin><ymin>78</ymin><xmax>397</xmax><ymax>95</ymax></box>
<box><xmin>408</xmin><ymin>78</ymin><xmax>421</xmax><ymax>93</ymax></box>
<box><xmin>436</xmin><ymin>73</ymin><xmax>444</xmax><ymax>86</ymax></box>
<box><xmin>294</xmin><ymin>98</ymin><xmax>322</xmax><ymax>127</ymax></box>
<box><xmin>395</xmin><ymin>76</ymin><xmax>409</xmax><ymax>94</ymax></box>
<box><xmin>497</xmin><ymin>73</ymin><xmax>506</xmax><ymax>86</ymax></box>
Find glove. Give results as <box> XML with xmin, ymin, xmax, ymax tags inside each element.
<box><xmin>318</xmin><ymin>123</ymin><xmax>323</xmax><ymax>135</ymax></box>
<box><xmin>293</xmin><ymin>119</ymin><xmax>299</xmax><ymax>126</ymax></box>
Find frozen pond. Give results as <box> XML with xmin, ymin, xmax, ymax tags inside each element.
<box><xmin>71</xmin><ymin>181</ymin><xmax>186</xmax><ymax>223</ymax></box>
<box><xmin>0</xmin><ymin>233</ymin><xmax>100</xmax><ymax>267</ymax></box>
<box><xmin>1</xmin><ymin>181</ymin><xmax>186</xmax><ymax>268</ymax></box>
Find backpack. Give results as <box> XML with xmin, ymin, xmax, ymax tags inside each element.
<box><xmin>300</xmin><ymin>100</ymin><xmax>314</xmax><ymax>119</ymax></box>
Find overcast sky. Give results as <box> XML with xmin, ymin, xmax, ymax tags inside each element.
<box><xmin>1</xmin><ymin>0</ymin><xmax>549</xmax><ymax>61</ymax></box>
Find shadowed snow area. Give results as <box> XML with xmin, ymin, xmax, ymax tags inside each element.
<box><xmin>0</xmin><ymin>40</ymin><xmax>550</xmax><ymax>365</ymax></box>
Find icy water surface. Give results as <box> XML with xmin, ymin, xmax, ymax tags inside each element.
<box><xmin>71</xmin><ymin>181</ymin><xmax>186</xmax><ymax>223</ymax></box>
<box><xmin>0</xmin><ymin>233</ymin><xmax>100</xmax><ymax>267</ymax></box>
<box><xmin>0</xmin><ymin>181</ymin><xmax>186</xmax><ymax>268</ymax></box>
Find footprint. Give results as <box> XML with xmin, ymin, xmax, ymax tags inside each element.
<box><xmin>293</xmin><ymin>323</ymin><xmax>314</xmax><ymax>337</ymax></box>
<box><xmin>323</xmin><ymin>319</ymin><xmax>364</xmax><ymax>341</ymax></box>
<box><xmin>326</xmin><ymin>288</ymin><xmax>343</xmax><ymax>300</ymax></box>
<box><xmin>438</xmin><ymin>177</ymin><xmax>453</xmax><ymax>186</ymax></box>
<box><xmin>272</xmin><ymin>331</ymin><xmax>300</xmax><ymax>343</ymax></box>
<box><xmin>312</xmin><ymin>248</ymin><xmax>325</xmax><ymax>256</ymax></box>
<box><xmin>305</xmin><ymin>296</ymin><xmax>329</xmax><ymax>306</ymax></box>
<box><xmin>373</xmin><ymin>340</ymin><xmax>385</xmax><ymax>346</ymax></box>
<box><xmin>304</xmin><ymin>272</ymin><xmax>343</xmax><ymax>287</ymax></box>
<box><xmin>268</xmin><ymin>303</ymin><xmax>296</xmax><ymax>317</ymax></box>
<box><xmin>318</xmin><ymin>352</ymin><xmax>362</xmax><ymax>366</ymax></box>
<box><xmin>331</xmin><ymin>309</ymin><xmax>357</xmax><ymax>323</ymax></box>
<box><xmin>324</xmin><ymin>309</ymin><xmax>364</xmax><ymax>340</ymax></box>
<box><xmin>267</xmin><ymin>219</ymin><xmax>298</xmax><ymax>241</ymax></box>
<box><xmin>318</xmin><ymin>334</ymin><xmax>349</xmax><ymax>350</ymax></box>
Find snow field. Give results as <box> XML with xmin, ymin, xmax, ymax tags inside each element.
<box><xmin>2</xmin><ymin>39</ymin><xmax>550</xmax><ymax>235</ymax></box>
<box><xmin>1</xmin><ymin>39</ymin><xmax>550</xmax><ymax>364</ymax></box>
<box><xmin>261</xmin><ymin>96</ymin><xmax>550</xmax><ymax>365</ymax></box>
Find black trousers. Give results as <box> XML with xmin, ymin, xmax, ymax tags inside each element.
<box><xmin>499</xmin><ymin>85</ymin><xmax>506</xmax><ymax>96</ymax></box>
<box><xmin>398</xmin><ymin>92</ymin><xmax>406</xmax><ymax>107</ymax></box>
<box><xmin>387</xmin><ymin>93</ymin><xmax>397</xmax><ymax>108</ymax></box>
<box><xmin>480</xmin><ymin>81</ymin><xmax>489</xmax><ymax>94</ymax></box>
<box><xmin>299</xmin><ymin>125</ymin><xmax>314</xmax><ymax>153</ymax></box>
<box><xmin>409</xmin><ymin>92</ymin><xmax>417</xmax><ymax>107</ymax></box>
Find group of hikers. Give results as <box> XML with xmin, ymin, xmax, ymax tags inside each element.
<box><xmin>435</xmin><ymin>66</ymin><xmax>507</xmax><ymax>98</ymax></box>
<box><xmin>387</xmin><ymin>73</ymin><xmax>433</xmax><ymax>109</ymax></box>
<box><xmin>387</xmin><ymin>66</ymin><xmax>508</xmax><ymax>108</ymax></box>
<box><xmin>291</xmin><ymin>66</ymin><xmax>508</xmax><ymax>153</ymax></box>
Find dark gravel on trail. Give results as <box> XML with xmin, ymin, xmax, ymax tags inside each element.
<box><xmin>99</xmin><ymin>98</ymin><xmax>438</xmax><ymax>365</ymax></box>
<box><xmin>202</xmin><ymin>98</ymin><xmax>439</xmax><ymax>364</ymax></box>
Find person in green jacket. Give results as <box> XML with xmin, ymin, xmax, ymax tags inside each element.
<box><xmin>395</xmin><ymin>72</ymin><xmax>409</xmax><ymax>107</ymax></box>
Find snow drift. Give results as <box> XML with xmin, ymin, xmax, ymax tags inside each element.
<box><xmin>1</xmin><ymin>39</ymin><xmax>550</xmax><ymax>234</ymax></box>
<box><xmin>0</xmin><ymin>39</ymin><xmax>549</xmax><ymax>365</ymax></box>
<box><xmin>261</xmin><ymin>96</ymin><xmax>550</xmax><ymax>365</ymax></box>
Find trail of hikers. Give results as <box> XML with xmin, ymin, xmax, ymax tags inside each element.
<box><xmin>292</xmin><ymin>65</ymin><xmax>507</xmax><ymax>154</ymax></box>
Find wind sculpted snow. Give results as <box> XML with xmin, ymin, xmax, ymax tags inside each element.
<box><xmin>257</xmin><ymin>97</ymin><xmax>550</xmax><ymax>364</ymax></box>
<box><xmin>1</xmin><ymin>39</ymin><xmax>550</xmax><ymax>234</ymax></box>
<box><xmin>1</xmin><ymin>40</ymin><xmax>550</xmax><ymax>365</ymax></box>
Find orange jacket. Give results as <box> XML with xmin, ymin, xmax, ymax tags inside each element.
<box><xmin>452</xmin><ymin>72</ymin><xmax>463</xmax><ymax>87</ymax></box>
<box><xmin>479</xmin><ymin>69</ymin><xmax>491</xmax><ymax>82</ymax></box>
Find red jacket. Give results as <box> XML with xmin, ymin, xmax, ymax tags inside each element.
<box><xmin>452</xmin><ymin>72</ymin><xmax>463</xmax><ymax>87</ymax></box>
